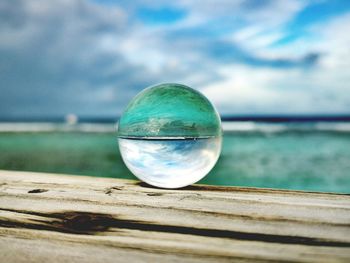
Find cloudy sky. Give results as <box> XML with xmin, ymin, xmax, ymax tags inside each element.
<box><xmin>1</xmin><ymin>0</ymin><xmax>349</xmax><ymax>118</ymax></box>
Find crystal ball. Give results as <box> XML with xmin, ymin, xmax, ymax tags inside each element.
<box><xmin>117</xmin><ymin>83</ymin><xmax>222</xmax><ymax>189</ymax></box>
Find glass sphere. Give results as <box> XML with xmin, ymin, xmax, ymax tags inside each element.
<box><xmin>117</xmin><ymin>83</ymin><xmax>222</xmax><ymax>189</ymax></box>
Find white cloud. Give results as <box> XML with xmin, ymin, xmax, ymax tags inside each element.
<box><xmin>0</xmin><ymin>0</ymin><xmax>349</xmax><ymax>116</ymax></box>
<box><xmin>195</xmin><ymin>5</ymin><xmax>350</xmax><ymax>115</ymax></box>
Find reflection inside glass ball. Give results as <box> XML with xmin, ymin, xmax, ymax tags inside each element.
<box><xmin>119</xmin><ymin>137</ymin><xmax>221</xmax><ymax>188</ymax></box>
<box><xmin>117</xmin><ymin>83</ymin><xmax>222</xmax><ymax>189</ymax></box>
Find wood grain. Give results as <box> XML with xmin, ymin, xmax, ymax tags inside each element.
<box><xmin>0</xmin><ymin>170</ymin><xmax>349</xmax><ymax>262</ymax></box>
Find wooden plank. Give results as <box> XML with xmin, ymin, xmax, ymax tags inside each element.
<box><xmin>0</xmin><ymin>170</ymin><xmax>349</xmax><ymax>263</ymax></box>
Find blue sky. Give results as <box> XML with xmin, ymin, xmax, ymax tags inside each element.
<box><xmin>0</xmin><ymin>0</ymin><xmax>349</xmax><ymax>117</ymax></box>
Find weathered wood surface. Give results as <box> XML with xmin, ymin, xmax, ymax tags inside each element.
<box><xmin>0</xmin><ymin>170</ymin><xmax>349</xmax><ymax>263</ymax></box>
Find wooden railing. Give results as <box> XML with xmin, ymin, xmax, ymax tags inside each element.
<box><xmin>1</xmin><ymin>170</ymin><xmax>349</xmax><ymax>262</ymax></box>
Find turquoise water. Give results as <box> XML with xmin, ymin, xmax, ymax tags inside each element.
<box><xmin>205</xmin><ymin>132</ymin><xmax>350</xmax><ymax>193</ymax></box>
<box><xmin>0</xmin><ymin>125</ymin><xmax>349</xmax><ymax>193</ymax></box>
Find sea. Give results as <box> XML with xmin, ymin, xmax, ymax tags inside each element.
<box><xmin>0</xmin><ymin>116</ymin><xmax>349</xmax><ymax>194</ymax></box>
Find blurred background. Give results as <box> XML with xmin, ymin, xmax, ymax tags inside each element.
<box><xmin>0</xmin><ymin>0</ymin><xmax>349</xmax><ymax>193</ymax></box>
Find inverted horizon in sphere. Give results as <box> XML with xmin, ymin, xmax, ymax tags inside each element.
<box><xmin>117</xmin><ymin>83</ymin><xmax>222</xmax><ymax>188</ymax></box>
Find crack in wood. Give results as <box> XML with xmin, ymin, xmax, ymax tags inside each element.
<box><xmin>0</xmin><ymin>208</ymin><xmax>349</xmax><ymax>248</ymax></box>
<box><xmin>1</xmin><ymin>191</ymin><xmax>349</xmax><ymax>227</ymax></box>
<box><xmin>28</xmin><ymin>189</ymin><xmax>48</xmax><ymax>194</ymax></box>
<box><xmin>146</xmin><ymin>193</ymin><xmax>163</xmax><ymax>196</ymax></box>
<box><xmin>105</xmin><ymin>186</ymin><xmax>123</xmax><ymax>195</ymax></box>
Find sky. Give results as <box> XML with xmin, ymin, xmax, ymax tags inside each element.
<box><xmin>0</xmin><ymin>0</ymin><xmax>350</xmax><ymax>118</ymax></box>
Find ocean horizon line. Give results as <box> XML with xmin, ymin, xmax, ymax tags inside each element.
<box><xmin>0</xmin><ymin>114</ymin><xmax>350</xmax><ymax>123</ymax></box>
<box><xmin>1</xmin><ymin>121</ymin><xmax>350</xmax><ymax>133</ymax></box>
